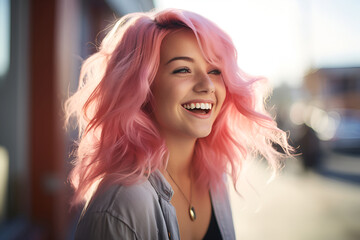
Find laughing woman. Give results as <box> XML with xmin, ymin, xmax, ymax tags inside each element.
<box><xmin>65</xmin><ymin>9</ymin><xmax>292</xmax><ymax>240</ymax></box>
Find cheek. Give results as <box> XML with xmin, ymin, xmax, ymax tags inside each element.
<box><xmin>153</xmin><ymin>87</ymin><xmax>167</xmax><ymax>120</ymax></box>
<box><xmin>152</xmin><ymin>81</ymin><xmax>179</xmax><ymax>122</ymax></box>
<box><xmin>156</xmin><ymin>80</ymin><xmax>188</xmax><ymax>105</ymax></box>
<box><xmin>154</xmin><ymin>85</ymin><xmax>176</xmax><ymax>109</ymax></box>
<box><xmin>211</xmin><ymin>82</ymin><xmax>227</xmax><ymax>121</ymax></box>
<box><xmin>217</xmin><ymin>82</ymin><xmax>227</xmax><ymax>106</ymax></box>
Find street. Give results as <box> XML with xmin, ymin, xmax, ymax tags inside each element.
<box><xmin>229</xmin><ymin>152</ymin><xmax>360</xmax><ymax>240</ymax></box>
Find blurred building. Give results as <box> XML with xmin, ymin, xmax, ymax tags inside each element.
<box><xmin>290</xmin><ymin>66</ymin><xmax>360</xmax><ymax>156</ymax></box>
<box><xmin>0</xmin><ymin>0</ymin><xmax>154</xmax><ymax>239</ymax></box>
<box><xmin>304</xmin><ymin>67</ymin><xmax>360</xmax><ymax>111</ymax></box>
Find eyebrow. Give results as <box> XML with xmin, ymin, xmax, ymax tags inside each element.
<box><xmin>165</xmin><ymin>56</ymin><xmax>194</xmax><ymax>65</ymax></box>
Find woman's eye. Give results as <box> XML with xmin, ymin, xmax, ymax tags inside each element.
<box><xmin>209</xmin><ymin>69</ymin><xmax>221</xmax><ymax>75</ymax></box>
<box><xmin>172</xmin><ymin>68</ymin><xmax>191</xmax><ymax>74</ymax></box>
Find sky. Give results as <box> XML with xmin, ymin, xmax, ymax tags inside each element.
<box><xmin>1</xmin><ymin>0</ymin><xmax>359</xmax><ymax>87</ymax></box>
<box><xmin>154</xmin><ymin>0</ymin><xmax>360</xmax><ymax>87</ymax></box>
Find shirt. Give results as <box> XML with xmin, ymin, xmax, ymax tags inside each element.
<box><xmin>75</xmin><ymin>170</ymin><xmax>236</xmax><ymax>240</ymax></box>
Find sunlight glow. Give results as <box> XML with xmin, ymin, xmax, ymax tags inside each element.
<box><xmin>154</xmin><ymin>0</ymin><xmax>360</xmax><ymax>87</ymax></box>
<box><xmin>0</xmin><ymin>146</ymin><xmax>9</xmax><ymax>222</ymax></box>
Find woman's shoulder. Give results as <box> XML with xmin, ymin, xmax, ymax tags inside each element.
<box><xmin>75</xmin><ymin>180</ymin><xmax>163</xmax><ymax>240</ymax></box>
<box><xmin>89</xmin><ymin>180</ymin><xmax>158</xmax><ymax>214</ymax></box>
<box><xmin>82</xmin><ymin>179</ymin><xmax>163</xmax><ymax>222</ymax></box>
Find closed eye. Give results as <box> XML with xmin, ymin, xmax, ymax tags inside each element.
<box><xmin>208</xmin><ymin>69</ymin><xmax>221</xmax><ymax>75</ymax></box>
<box><xmin>172</xmin><ymin>67</ymin><xmax>191</xmax><ymax>74</ymax></box>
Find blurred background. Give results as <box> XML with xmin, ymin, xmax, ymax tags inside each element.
<box><xmin>0</xmin><ymin>0</ymin><xmax>359</xmax><ymax>239</ymax></box>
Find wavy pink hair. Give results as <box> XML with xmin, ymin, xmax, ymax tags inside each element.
<box><xmin>65</xmin><ymin>9</ymin><xmax>292</xmax><ymax>205</ymax></box>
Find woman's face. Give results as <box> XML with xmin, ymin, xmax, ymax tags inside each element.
<box><xmin>152</xmin><ymin>29</ymin><xmax>226</xmax><ymax>140</ymax></box>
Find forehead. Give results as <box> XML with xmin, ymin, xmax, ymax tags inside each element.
<box><xmin>159</xmin><ymin>29</ymin><xmax>204</xmax><ymax>63</ymax></box>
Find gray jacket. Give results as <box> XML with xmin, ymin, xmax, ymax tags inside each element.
<box><xmin>75</xmin><ymin>170</ymin><xmax>236</xmax><ymax>240</ymax></box>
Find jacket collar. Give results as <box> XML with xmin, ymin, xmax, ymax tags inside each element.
<box><xmin>148</xmin><ymin>169</ymin><xmax>174</xmax><ymax>202</ymax></box>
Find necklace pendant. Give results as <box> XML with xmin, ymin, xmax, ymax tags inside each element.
<box><xmin>189</xmin><ymin>206</ymin><xmax>196</xmax><ymax>221</ymax></box>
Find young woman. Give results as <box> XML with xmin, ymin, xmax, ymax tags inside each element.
<box><xmin>65</xmin><ymin>8</ymin><xmax>292</xmax><ymax>240</ymax></box>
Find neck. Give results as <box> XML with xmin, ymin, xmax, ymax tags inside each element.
<box><xmin>163</xmin><ymin>134</ymin><xmax>196</xmax><ymax>179</ymax></box>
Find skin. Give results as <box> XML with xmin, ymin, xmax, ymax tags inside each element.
<box><xmin>152</xmin><ymin>29</ymin><xmax>226</xmax><ymax>240</ymax></box>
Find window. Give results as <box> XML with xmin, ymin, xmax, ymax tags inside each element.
<box><xmin>0</xmin><ymin>0</ymin><xmax>10</xmax><ymax>78</ymax></box>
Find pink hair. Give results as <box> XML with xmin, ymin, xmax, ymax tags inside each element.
<box><xmin>65</xmin><ymin>9</ymin><xmax>292</xmax><ymax>205</ymax></box>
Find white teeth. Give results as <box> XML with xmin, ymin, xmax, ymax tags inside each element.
<box><xmin>183</xmin><ymin>103</ymin><xmax>213</xmax><ymax>110</ymax></box>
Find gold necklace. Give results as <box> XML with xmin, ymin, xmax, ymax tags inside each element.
<box><xmin>166</xmin><ymin>170</ymin><xmax>196</xmax><ymax>221</ymax></box>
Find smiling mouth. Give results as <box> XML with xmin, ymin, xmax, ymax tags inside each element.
<box><xmin>182</xmin><ymin>102</ymin><xmax>213</xmax><ymax>114</ymax></box>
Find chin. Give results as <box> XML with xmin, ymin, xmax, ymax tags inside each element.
<box><xmin>194</xmin><ymin>128</ymin><xmax>212</xmax><ymax>139</ymax></box>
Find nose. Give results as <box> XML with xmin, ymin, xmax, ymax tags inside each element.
<box><xmin>193</xmin><ymin>72</ymin><xmax>215</xmax><ymax>94</ymax></box>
